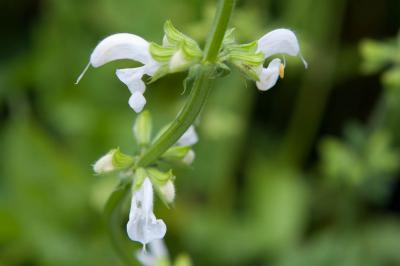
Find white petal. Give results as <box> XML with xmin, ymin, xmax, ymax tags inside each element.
<box><xmin>145</xmin><ymin>61</ymin><xmax>162</xmax><ymax>76</ymax></box>
<box><xmin>127</xmin><ymin>214</ymin><xmax>167</xmax><ymax>245</ymax></box>
<box><xmin>90</xmin><ymin>33</ymin><xmax>151</xmax><ymax>67</ymax></box>
<box><xmin>116</xmin><ymin>67</ymin><xmax>146</xmax><ymax>94</ymax></box>
<box><xmin>135</xmin><ymin>239</ymin><xmax>169</xmax><ymax>266</ymax></box>
<box><xmin>129</xmin><ymin>178</ymin><xmax>153</xmax><ymax>219</ymax></box>
<box><xmin>177</xmin><ymin>126</ymin><xmax>198</xmax><ymax>146</ymax></box>
<box><xmin>141</xmin><ymin>178</ymin><xmax>154</xmax><ymax>214</ymax></box>
<box><xmin>256</xmin><ymin>58</ymin><xmax>281</xmax><ymax>91</ymax></box>
<box><xmin>129</xmin><ymin>92</ymin><xmax>147</xmax><ymax>113</ymax></box>
<box><xmin>127</xmin><ymin>178</ymin><xmax>167</xmax><ymax>246</ymax></box>
<box><xmin>258</xmin><ymin>29</ymin><xmax>300</xmax><ymax>59</ymax></box>
<box><xmin>148</xmin><ymin>239</ymin><xmax>168</xmax><ymax>259</ymax></box>
<box><xmin>136</xmin><ymin>251</ymin><xmax>155</xmax><ymax>266</ymax></box>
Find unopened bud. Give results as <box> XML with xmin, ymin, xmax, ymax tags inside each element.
<box><xmin>93</xmin><ymin>152</ymin><xmax>114</xmax><ymax>173</ymax></box>
<box><xmin>177</xmin><ymin>126</ymin><xmax>198</xmax><ymax>146</ymax></box>
<box><xmin>93</xmin><ymin>148</ymin><xmax>134</xmax><ymax>174</ymax></box>
<box><xmin>159</xmin><ymin>180</ymin><xmax>175</xmax><ymax>203</ymax></box>
<box><xmin>182</xmin><ymin>150</ymin><xmax>195</xmax><ymax>165</ymax></box>
<box><xmin>169</xmin><ymin>49</ymin><xmax>190</xmax><ymax>73</ymax></box>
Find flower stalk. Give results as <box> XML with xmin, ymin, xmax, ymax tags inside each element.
<box><xmin>105</xmin><ymin>0</ymin><xmax>236</xmax><ymax>264</ymax></box>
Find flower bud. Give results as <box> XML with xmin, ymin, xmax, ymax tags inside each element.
<box><xmin>177</xmin><ymin>126</ymin><xmax>198</xmax><ymax>146</ymax></box>
<box><xmin>182</xmin><ymin>150</ymin><xmax>195</xmax><ymax>165</ymax></box>
<box><xmin>159</xmin><ymin>180</ymin><xmax>175</xmax><ymax>203</ymax></box>
<box><xmin>175</xmin><ymin>254</ymin><xmax>193</xmax><ymax>266</ymax></box>
<box><xmin>169</xmin><ymin>49</ymin><xmax>190</xmax><ymax>73</ymax></box>
<box><xmin>93</xmin><ymin>152</ymin><xmax>114</xmax><ymax>173</ymax></box>
<box><xmin>93</xmin><ymin>148</ymin><xmax>134</xmax><ymax>174</ymax></box>
<box><xmin>162</xmin><ymin>146</ymin><xmax>190</xmax><ymax>161</ymax></box>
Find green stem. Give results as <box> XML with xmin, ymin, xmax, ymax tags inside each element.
<box><xmin>203</xmin><ymin>0</ymin><xmax>235</xmax><ymax>62</ymax></box>
<box><xmin>137</xmin><ymin>66</ymin><xmax>213</xmax><ymax>167</ymax></box>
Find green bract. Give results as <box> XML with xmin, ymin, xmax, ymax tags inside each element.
<box><xmin>162</xmin><ymin>146</ymin><xmax>191</xmax><ymax>161</ymax></box>
<box><xmin>149</xmin><ymin>20</ymin><xmax>203</xmax><ymax>81</ymax></box>
<box><xmin>133</xmin><ymin>167</ymin><xmax>147</xmax><ymax>191</ymax></box>
<box><xmin>111</xmin><ymin>148</ymin><xmax>135</xmax><ymax>169</ymax></box>
<box><xmin>221</xmin><ymin>38</ymin><xmax>265</xmax><ymax>81</ymax></box>
<box><xmin>147</xmin><ymin>168</ymin><xmax>174</xmax><ymax>186</ymax></box>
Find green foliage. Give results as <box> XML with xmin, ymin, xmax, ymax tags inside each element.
<box><xmin>320</xmin><ymin>126</ymin><xmax>399</xmax><ymax>187</ymax></box>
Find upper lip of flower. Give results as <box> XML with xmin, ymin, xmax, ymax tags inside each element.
<box><xmin>76</xmin><ymin>33</ymin><xmax>161</xmax><ymax>113</ymax></box>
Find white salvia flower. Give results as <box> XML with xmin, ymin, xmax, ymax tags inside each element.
<box><xmin>182</xmin><ymin>149</ymin><xmax>195</xmax><ymax>165</ymax></box>
<box><xmin>136</xmin><ymin>239</ymin><xmax>169</xmax><ymax>266</ymax></box>
<box><xmin>127</xmin><ymin>178</ymin><xmax>166</xmax><ymax>247</ymax></box>
<box><xmin>177</xmin><ymin>126</ymin><xmax>198</xmax><ymax>146</ymax></box>
<box><xmin>76</xmin><ymin>33</ymin><xmax>161</xmax><ymax>113</ymax></box>
<box><xmin>159</xmin><ymin>180</ymin><xmax>175</xmax><ymax>203</ymax></box>
<box><xmin>256</xmin><ymin>29</ymin><xmax>307</xmax><ymax>91</ymax></box>
<box><xmin>93</xmin><ymin>152</ymin><xmax>114</xmax><ymax>173</ymax></box>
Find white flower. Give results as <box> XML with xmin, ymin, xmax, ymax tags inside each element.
<box><xmin>76</xmin><ymin>33</ymin><xmax>160</xmax><ymax>113</ymax></box>
<box><xmin>127</xmin><ymin>178</ymin><xmax>166</xmax><ymax>247</ymax></box>
<box><xmin>256</xmin><ymin>29</ymin><xmax>307</xmax><ymax>91</ymax></box>
<box><xmin>93</xmin><ymin>152</ymin><xmax>114</xmax><ymax>173</ymax></box>
<box><xmin>177</xmin><ymin>126</ymin><xmax>198</xmax><ymax>146</ymax></box>
<box><xmin>136</xmin><ymin>239</ymin><xmax>169</xmax><ymax>266</ymax></box>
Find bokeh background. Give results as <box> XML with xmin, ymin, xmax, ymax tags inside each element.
<box><xmin>1</xmin><ymin>0</ymin><xmax>400</xmax><ymax>265</ymax></box>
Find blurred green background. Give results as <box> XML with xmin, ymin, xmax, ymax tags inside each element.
<box><xmin>1</xmin><ymin>0</ymin><xmax>400</xmax><ymax>265</ymax></box>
